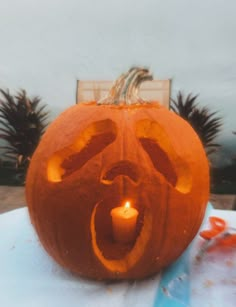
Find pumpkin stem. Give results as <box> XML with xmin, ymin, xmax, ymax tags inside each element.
<box><xmin>98</xmin><ymin>67</ymin><xmax>153</xmax><ymax>105</ymax></box>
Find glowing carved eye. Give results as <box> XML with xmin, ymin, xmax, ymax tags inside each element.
<box><xmin>139</xmin><ymin>138</ymin><xmax>177</xmax><ymax>186</ymax></box>
<box><xmin>47</xmin><ymin>119</ymin><xmax>117</xmax><ymax>182</ymax></box>
<box><xmin>136</xmin><ymin>119</ymin><xmax>192</xmax><ymax>194</ymax></box>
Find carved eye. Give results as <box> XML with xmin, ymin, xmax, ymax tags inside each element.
<box><xmin>136</xmin><ymin>119</ymin><xmax>192</xmax><ymax>193</ymax></box>
<box><xmin>139</xmin><ymin>137</ymin><xmax>177</xmax><ymax>186</ymax></box>
<box><xmin>47</xmin><ymin>119</ymin><xmax>117</xmax><ymax>182</ymax></box>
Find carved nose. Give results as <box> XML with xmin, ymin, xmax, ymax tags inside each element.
<box><xmin>101</xmin><ymin>160</ymin><xmax>140</xmax><ymax>184</ymax></box>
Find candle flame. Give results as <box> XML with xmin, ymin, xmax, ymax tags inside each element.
<box><xmin>124</xmin><ymin>201</ymin><xmax>131</xmax><ymax>209</ymax></box>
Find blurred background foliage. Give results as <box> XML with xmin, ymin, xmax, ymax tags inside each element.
<box><xmin>0</xmin><ymin>88</ymin><xmax>235</xmax><ymax>195</ymax></box>
<box><xmin>0</xmin><ymin>89</ymin><xmax>49</xmax><ymax>185</ymax></box>
<box><xmin>171</xmin><ymin>91</ymin><xmax>236</xmax><ymax>194</ymax></box>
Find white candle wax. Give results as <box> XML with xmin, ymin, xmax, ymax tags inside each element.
<box><xmin>110</xmin><ymin>201</ymin><xmax>139</xmax><ymax>243</ymax></box>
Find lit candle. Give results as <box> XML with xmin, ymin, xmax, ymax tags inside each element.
<box><xmin>110</xmin><ymin>201</ymin><xmax>139</xmax><ymax>243</ymax></box>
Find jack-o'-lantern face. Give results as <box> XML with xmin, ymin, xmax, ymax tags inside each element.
<box><xmin>26</xmin><ymin>68</ymin><xmax>209</xmax><ymax>280</ymax></box>
<box><xmin>47</xmin><ymin>117</ymin><xmax>191</xmax><ymax>193</ymax></box>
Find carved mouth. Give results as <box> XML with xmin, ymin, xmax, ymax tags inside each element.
<box><xmin>101</xmin><ymin>160</ymin><xmax>140</xmax><ymax>184</ymax></box>
<box><xmin>90</xmin><ymin>197</ymin><xmax>152</xmax><ymax>273</ymax></box>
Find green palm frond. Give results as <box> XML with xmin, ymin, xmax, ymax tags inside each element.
<box><xmin>171</xmin><ymin>91</ymin><xmax>222</xmax><ymax>156</ymax></box>
<box><xmin>171</xmin><ymin>92</ymin><xmax>199</xmax><ymax>120</ymax></box>
<box><xmin>0</xmin><ymin>89</ymin><xmax>49</xmax><ymax>173</ymax></box>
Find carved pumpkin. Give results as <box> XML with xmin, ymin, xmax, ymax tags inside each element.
<box><xmin>26</xmin><ymin>67</ymin><xmax>209</xmax><ymax>280</ymax></box>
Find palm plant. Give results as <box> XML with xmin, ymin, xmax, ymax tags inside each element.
<box><xmin>0</xmin><ymin>89</ymin><xmax>49</xmax><ymax>180</ymax></box>
<box><xmin>171</xmin><ymin>91</ymin><xmax>222</xmax><ymax>156</ymax></box>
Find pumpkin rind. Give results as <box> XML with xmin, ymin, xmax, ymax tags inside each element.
<box><xmin>26</xmin><ymin>68</ymin><xmax>209</xmax><ymax>280</ymax></box>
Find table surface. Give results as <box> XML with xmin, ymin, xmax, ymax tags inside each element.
<box><xmin>0</xmin><ymin>207</ymin><xmax>235</xmax><ymax>307</ymax></box>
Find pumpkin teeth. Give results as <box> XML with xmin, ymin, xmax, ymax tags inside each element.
<box><xmin>101</xmin><ymin>160</ymin><xmax>140</xmax><ymax>184</ymax></box>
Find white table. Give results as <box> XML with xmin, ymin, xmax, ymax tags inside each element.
<box><xmin>0</xmin><ymin>207</ymin><xmax>235</xmax><ymax>307</ymax></box>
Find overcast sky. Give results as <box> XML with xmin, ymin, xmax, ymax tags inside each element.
<box><xmin>0</xmin><ymin>0</ymin><xmax>235</xmax><ymax>144</ymax></box>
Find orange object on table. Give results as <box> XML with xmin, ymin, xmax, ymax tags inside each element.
<box><xmin>199</xmin><ymin>216</ymin><xmax>236</xmax><ymax>253</ymax></box>
<box><xmin>200</xmin><ymin>216</ymin><xmax>227</xmax><ymax>240</ymax></box>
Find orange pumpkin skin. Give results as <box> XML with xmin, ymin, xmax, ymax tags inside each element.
<box><xmin>26</xmin><ymin>69</ymin><xmax>209</xmax><ymax>280</ymax></box>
